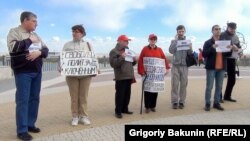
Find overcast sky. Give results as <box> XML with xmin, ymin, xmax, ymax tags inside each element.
<box><xmin>0</xmin><ymin>0</ymin><xmax>249</xmax><ymax>55</ymax></box>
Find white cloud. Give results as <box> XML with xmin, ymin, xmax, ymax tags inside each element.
<box><xmin>50</xmin><ymin>23</ymin><xmax>55</xmax><ymax>27</ymax></box>
<box><xmin>162</xmin><ymin>0</ymin><xmax>250</xmax><ymax>32</ymax></box>
<box><xmin>52</xmin><ymin>36</ymin><xmax>60</xmax><ymax>42</ymax></box>
<box><xmin>45</xmin><ymin>0</ymin><xmax>148</xmax><ymax>31</ymax></box>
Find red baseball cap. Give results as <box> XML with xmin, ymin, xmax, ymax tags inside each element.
<box><xmin>117</xmin><ymin>34</ymin><xmax>131</xmax><ymax>41</ymax></box>
<box><xmin>149</xmin><ymin>34</ymin><xmax>157</xmax><ymax>40</ymax></box>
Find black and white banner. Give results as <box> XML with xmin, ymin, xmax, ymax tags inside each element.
<box><xmin>143</xmin><ymin>57</ymin><xmax>166</xmax><ymax>92</ymax></box>
<box><xmin>60</xmin><ymin>51</ymin><xmax>98</xmax><ymax>76</ymax></box>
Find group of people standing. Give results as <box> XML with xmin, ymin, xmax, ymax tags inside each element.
<box><xmin>7</xmin><ymin>11</ymin><xmax>241</xmax><ymax>141</ymax></box>
<box><xmin>109</xmin><ymin>22</ymin><xmax>241</xmax><ymax>118</ymax></box>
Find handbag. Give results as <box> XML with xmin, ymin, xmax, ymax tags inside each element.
<box><xmin>186</xmin><ymin>53</ymin><xmax>197</xmax><ymax>67</ymax></box>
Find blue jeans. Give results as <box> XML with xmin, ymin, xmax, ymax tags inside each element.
<box><xmin>14</xmin><ymin>72</ymin><xmax>42</xmax><ymax>134</ymax></box>
<box><xmin>205</xmin><ymin>70</ymin><xmax>224</xmax><ymax>105</ymax></box>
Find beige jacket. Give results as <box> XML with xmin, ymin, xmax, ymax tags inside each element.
<box><xmin>63</xmin><ymin>39</ymin><xmax>92</xmax><ymax>52</ymax></box>
<box><xmin>7</xmin><ymin>25</ymin><xmax>47</xmax><ymax>53</ymax></box>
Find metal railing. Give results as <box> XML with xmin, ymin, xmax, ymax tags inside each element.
<box><xmin>0</xmin><ymin>55</ymin><xmax>111</xmax><ymax>72</ymax></box>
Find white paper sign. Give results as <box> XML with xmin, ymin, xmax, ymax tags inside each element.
<box><xmin>125</xmin><ymin>48</ymin><xmax>136</xmax><ymax>62</ymax></box>
<box><xmin>29</xmin><ymin>42</ymin><xmax>41</xmax><ymax>52</ymax></box>
<box><xmin>60</xmin><ymin>51</ymin><xmax>98</xmax><ymax>76</ymax></box>
<box><xmin>215</xmin><ymin>40</ymin><xmax>231</xmax><ymax>52</ymax></box>
<box><xmin>231</xmin><ymin>48</ymin><xmax>243</xmax><ymax>58</ymax></box>
<box><xmin>177</xmin><ymin>40</ymin><xmax>191</xmax><ymax>51</ymax></box>
<box><xmin>143</xmin><ymin>57</ymin><xmax>166</xmax><ymax>92</ymax></box>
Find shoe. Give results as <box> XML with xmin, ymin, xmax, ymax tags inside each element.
<box><xmin>80</xmin><ymin>116</ymin><xmax>91</xmax><ymax>125</ymax></box>
<box><xmin>213</xmin><ymin>104</ymin><xmax>224</xmax><ymax>111</ymax></box>
<box><xmin>179</xmin><ymin>103</ymin><xmax>184</xmax><ymax>109</ymax></box>
<box><xmin>17</xmin><ymin>132</ymin><xmax>33</xmax><ymax>141</ymax></box>
<box><xmin>204</xmin><ymin>104</ymin><xmax>210</xmax><ymax>111</ymax></box>
<box><xmin>71</xmin><ymin>117</ymin><xmax>79</xmax><ymax>126</ymax></box>
<box><xmin>122</xmin><ymin>111</ymin><xmax>133</xmax><ymax>114</ymax></box>
<box><xmin>224</xmin><ymin>98</ymin><xmax>237</xmax><ymax>102</ymax></box>
<box><xmin>172</xmin><ymin>103</ymin><xmax>178</xmax><ymax>109</ymax></box>
<box><xmin>145</xmin><ymin>108</ymin><xmax>150</xmax><ymax>113</ymax></box>
<box><xmin>115</xmin><ymin>113</ymin><xmax>122</xmax><ymax>119</ymax></box>
<box><xmin>151</xmin><ymin>108</ymin><xmax>156</xmax><ymax>112</ymax></box>
<box><xmin>28</xmin><ymin>127</ymin><xmax>41</xmax><ymax>133</ymax></box>
<box><xmin>220</xmin><ymin>99</ymin><xmax>224</xmax><ymax>103</ymax></box>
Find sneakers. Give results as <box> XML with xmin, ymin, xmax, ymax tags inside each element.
<box><xmin>71</xmin><ymin>117</ymin><xmax>79</xmax><ymax>126</ymax></box>
<box><xmin>80</xmin><ymin>116</ymin><xmax>91</xmax><ymax>125</ymax></box>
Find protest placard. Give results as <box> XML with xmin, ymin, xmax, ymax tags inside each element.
<box><xmin>60</xmin><ymin>50</ymin><xmax>98</xmax><ymax>76</ymax></box>
<box><xmin>215</xmin><ymin>40</ymin><xmax>231</xmax><ymax>52</ymax></box>
<box><xmin>125</xmin><ymin>48</ymin><xmax>136</xmax><ymax>62</ymax></box>
<box><xmin>177</xmin><ymin>40</ymin><xmax>191</xmax><ymax>51</ymax></box>
<box><xmin>143</xmin><ymin>57</ymin><xmax>166</xmax><ymax>92</ymax></box>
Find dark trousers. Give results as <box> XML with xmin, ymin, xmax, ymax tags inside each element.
<box><xmin>144</xmin><ymin>91</ymin><xmax>158</xmax><ymax>109</ymax></box>
<box><xmin>115</xmin><ymin>79</ymin><xmax>132</xmax><ymax>114</ymax></box>
<box><xmin>224</xmin><ymin>58</ymin><xmax>236</xmax><ymax>99</ymax></box>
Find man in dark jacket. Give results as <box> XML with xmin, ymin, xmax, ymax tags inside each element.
<box><xmin>109</xmin><ymin>35</ymin><xmax>136</xmax><ymax>118</ymax></box>
<box><xmin>7</xmin><ymin>11</ymin><xmax>49</xmax><ymax>141</ymax></box>
<box><xmin>203</xmin><ymin>25</ymin><xmax>232</xmax><ymax>111</ymax></box>
<box><xmin>221</xmin><ymin>22</ymin><xmax>241</xmax><ymax>102</ymax></box>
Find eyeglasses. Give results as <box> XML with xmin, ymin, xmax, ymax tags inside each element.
<box><xmin>149</xmin><ymin>38</ymin><xmax>157</xmax><ymax>41</ymax></box>
<box><xmin>214</xmin><ymin>28</ymin><xmax>221</xmax><ymax>31</ymax></box>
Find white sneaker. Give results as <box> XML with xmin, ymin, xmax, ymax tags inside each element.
<box><xmin>71</xmin><ymin>117</ymin><xmax>79</xmax><ymax>126</ymax></box>
<box><xmin>80</xmin><ymin>116</ymin><xmax>91</xmax><ymax>125</ymax></box>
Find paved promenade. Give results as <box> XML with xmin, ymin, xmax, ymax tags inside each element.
<box><xmin>0</xmin><ymin>67</ymin><xmax>250</xmax><ymax>141</ymax></box>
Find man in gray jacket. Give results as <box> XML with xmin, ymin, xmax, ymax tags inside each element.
<box><xmin>109</xmin><ymin>35</ymin><xmax>137</xmax><ymax>118</ymax></box>
<box><xmin>169</xmin><ymin>25</ymin><xmax>193</xmax><ymax>109</ymax></box>
<box><xmin>221</xmin><ymin>22</ymin><xmax>241</xmax><ymax>102</ymax></box>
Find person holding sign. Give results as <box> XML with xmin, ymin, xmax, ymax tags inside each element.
<box><xmin>169</xmin><ymin>25</ymin><xmax>193</xmax><ymax>109</ymax></box>
<box><xmin>203</xmin><ymin>25</ymin><xmax>232</xmax><ymax>111</ymax></box>
<box><xmin>221</xmin><ymin>22</ymin><xmax>242</xmax><ymax>102</ymax></box>
<box><xmin>7</xmin><ymin>11</ymin><xmax>49</xmax><ymax>141</ymax></box>
<box><xmin>109</xmin><ymin>35</ymin><xmax>137</xmax><ymax>119</ymax></box>
<box><xmin>62</xmin><ymin>25</ymin><xmax>98</xmax><ymax>126</ymax></box>
<box><xmin>138</xmin><ymin>34</ymin><xmax>170</xmax><ymax>113</ymax></box>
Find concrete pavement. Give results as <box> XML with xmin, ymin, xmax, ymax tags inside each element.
<box><xmin>0</xmin><ymin>67</ymin><xmax>250</xmax><ymax>141</ymax></box>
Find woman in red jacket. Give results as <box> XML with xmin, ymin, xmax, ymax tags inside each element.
<box><xmin>137</xmin><ymin>34</ymin><xmax>170</xmax><ymax>113</ymax></box>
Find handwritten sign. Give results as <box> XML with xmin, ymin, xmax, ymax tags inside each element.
<box><xmin>215</xmin><ymin>40</ymin><xmax>231</xmax><ymax>52</ymax></box>
<box><xmin>125</xmin><ymin>48</ymin><xmax>136</xmax><ymax>62</ymax></box>
<box><xmin>143</xmin><ymin>57</ymin><xmax>166</xmax><ymax>92</ymax></box>
<box><xmin>60</xmin><ymin>51</ymin><xmax>98</xmax><ymax>76</ymax></box>
<box><xmin>177</xmin><ymin>40</ymin><xmax>191</xmax><ymax>51</ymax></box>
